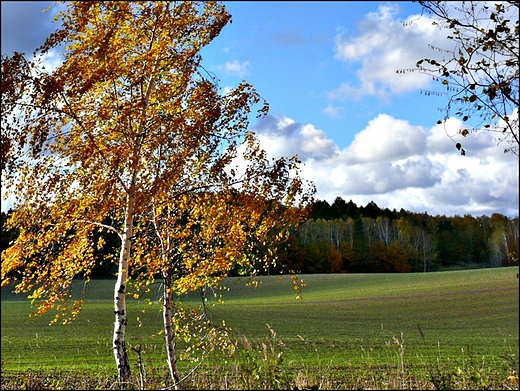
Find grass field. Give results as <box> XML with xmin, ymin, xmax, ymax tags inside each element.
<box><xmin>1</xmin><ymin>267</ymin><xmax>518</xmax><ymax>389</ymax></box>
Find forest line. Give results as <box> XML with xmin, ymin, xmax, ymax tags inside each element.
<box><xmin>3</xmin><ymin>196</ymin><xmax>517</xmax><ymax>277</ymax></box>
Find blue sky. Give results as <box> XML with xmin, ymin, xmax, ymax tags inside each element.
<box><xmin>201</xmin><ymin>1</ymin><xmax>447</xmax><ymax>149</ymax></box>
<box><xmin>1</xmin><ymin>1</ymin><xmax>518</xmax><ymax>217</ymax></box>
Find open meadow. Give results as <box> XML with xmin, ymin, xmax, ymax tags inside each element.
<box><xmin>1</xmin><ymin>267</ymin><xmax>518</xmax><ymax>389</ymax></box>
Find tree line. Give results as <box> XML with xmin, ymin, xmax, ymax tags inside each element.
<box><xmin>276</xmin><ymin>197</ymin><xmax>519</xmax><ymax>274</ymax></box>
<box><xmin>3</xmin><ymin>196</ymin><xmax>517</xmax><ymax>277</ymax></box>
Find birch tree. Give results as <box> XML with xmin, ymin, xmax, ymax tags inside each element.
<box><xmin>375</xmin><ymin>216</ymin><xmax>394</xmax><ymax>245</ymax></box>
<box><xmin>488</xmin><ymin>214</ymin><xmax>519</xmax><ymax>267</ymax></box>
<box><xmin>1</xmin><ymin>1</ymin><xmax>313</xmax><ymax>387</ymax></box>
<box><xmin>129</xmin><ymin>150</ymin><xmax>312</xmax><ymax>386</ymax></box>
<box><xmin>344</xmin><ymin>217</ymin><xmax>356</xmax><ymax>248</ymax></box>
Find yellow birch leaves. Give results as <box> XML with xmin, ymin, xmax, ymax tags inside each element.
<box><xmin>1</xmin><ymin>1</ymin><xmax>314</xmax><ymax>326</ymax></box>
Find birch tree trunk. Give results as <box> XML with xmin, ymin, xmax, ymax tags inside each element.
<box><xmin>113</xmin><ymin>192</ymin><xmax>135</xmax><ymax>387</ymax></box>
<box><xmin>421</xmin><ymin>231</ymin><xmax>434</xmax><ymax>272</ymax></box>
<box><xmin>163</xmin><ymin>271</ymin><xmax>182</xmax><ymax>387</ymax></box>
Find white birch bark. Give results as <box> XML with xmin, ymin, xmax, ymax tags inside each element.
<box><xmin>163</xmin><ymin>271</ymin><xmax>182</xmax><ymax>387</ymax></box>
<box><xmin>113</xmin><ymin>192</ymin><xmax>135</xmax><ymax>387</ymax></box>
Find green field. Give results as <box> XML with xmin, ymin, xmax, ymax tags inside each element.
<box><xmin>1</xmin><ymin>267</ymin><xmax>518</xmax><ymax>389</ymax></box>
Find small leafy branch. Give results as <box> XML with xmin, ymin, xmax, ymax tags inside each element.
<box><xmin>397</xmin><ymin>1</ymin><xmax>519</xmax><ymax>157</ymax></box>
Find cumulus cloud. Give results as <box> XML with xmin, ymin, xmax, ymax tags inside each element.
<box><xmin>245</xmin><ymin>114</ymin><xmax>519</xmax><ymax>217</ymax></box>
<box><xmin>331</xmin><ymin>3</ymin><xmax>451</xmax><ymax>99</ymax></box>
<box><xmin>218</xmin><ymin>60</ymin><xmax>251</xmax><ymax>77</ymax></box>
<box><xmin>339</xmin><ymin>114</ymin><xmax>426</xmax><ymax>163</ymax></box>
<box><xmin>251</xmin><ymin>115</ymin><xmax>338</xmax><ymax>161</ymax></box>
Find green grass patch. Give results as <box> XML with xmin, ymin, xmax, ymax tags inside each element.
<box><xmin>1</xmin><ymin>267</ymin><xmax>518</xmax><ymax>389</ymax></box>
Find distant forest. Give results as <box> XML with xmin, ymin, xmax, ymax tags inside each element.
<box><xmin>1</xmin><ymin>197</ymin><xmax>518</xmax><ymax>277</ymax></box>
<box><xmin>279</xmin><ymin>197</ymin><xmax>519</xmax><ymax>274</ymax></box>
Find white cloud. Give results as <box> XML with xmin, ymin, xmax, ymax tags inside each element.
<box><xmin>331</xmin><ymin>3</ymin><xmax>451</xmax><ymax>99</ymax></box>
<box><xmin>218</xmin><ymin>60</ymin><xmax>251</xmax><ymax>77</ymax></box>
<box><xmin>340</xmin><ymin>113</ymin><xmax>426</xmax><ymax>163</ymax></box>
<box><xmin>246</xmin><ymin>113</ymin><xmax>519</xmax><ymax>217</ymax></box>
<box><xmin>300</xmin><ymin>124</ymin><xmax>339</xmax><ymax>159</ymax></box>
<box><xmin>1</xmin><ymin>185</ymin><xmax>15</xmax><ymax>212</ymax></box>
<box><xmin>39</xmin><ymin>49</ymin><xmax>64</xmax><ymax>72</ymax></box>
<box><xmin>251</xmin><ymin>115</ymin><xmax>338</xmax><ymax>161</ymax></box>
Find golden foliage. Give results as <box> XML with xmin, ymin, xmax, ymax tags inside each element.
<box><xmin>1</xmin><ymin>0</ymin><xmax>314</xmax><ymax>324</ymax></box>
